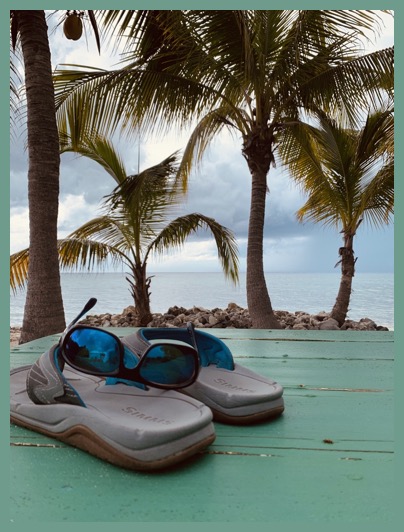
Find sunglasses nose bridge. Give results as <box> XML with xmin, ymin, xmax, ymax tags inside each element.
<box><xmin>123</xmin><ymin>345</ymin><xmax>140</xmax><ymax>370</ymax></box>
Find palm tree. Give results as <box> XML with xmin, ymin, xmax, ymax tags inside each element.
<box><xmin>11</xmin><ymin>138</ymin><xmax>239</xmax><ymax>326</ymax></box>
<box><xmin>10</xmin><ymin>10</ymin><xmax>100</xmax><ymax>343</ymax></box>
<box><xmin>280</xmin><ymin>106</ymin><xmax>394</xmax><ymax>325</ymax></box>
<box><xmin>10</xmin><ymin>10</ymin><xmax>66</xmax><ymax>343</ymax></box>
<box><xmin>53</xmin><ymin>10</ymin><xmax>393</xmax><ymax>328</ymax></box>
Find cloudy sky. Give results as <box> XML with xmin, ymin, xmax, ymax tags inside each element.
<box><xmin>10</xmin><ymin>10</ymin><xmax>394</xmax><ymax>274</ymax></box>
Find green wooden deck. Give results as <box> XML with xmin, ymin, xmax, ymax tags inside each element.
<box><xmin>10</xmin><ymin>329</ymin><xmax>394</xmax><ymax>522</ymax></box>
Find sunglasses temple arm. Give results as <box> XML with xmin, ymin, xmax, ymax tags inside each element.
<box><xmin>59</xmin><ymin>298</ymin><xmax>98</xmax><ymax>344</ymax></box>
<box><xmin>186</xmin><ymin>322</ymin><xmax>199</xmax><ymax>355</ymax></box>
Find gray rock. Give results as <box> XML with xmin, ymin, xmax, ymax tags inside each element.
<box><xmin>314</xmin><ymin>311</ymin><xmax>330</xmax><ymax>321</ymax></box>
<box><xmin>319</xmin><ymin>318</ymin><xmax>340</xmax><ymax>330</ymax></box>
<box><xmin>208</xmin><ymin>315</ymin><xmax>219</xmax><ymax>326</ymax></box>
<box><xmin>359</xmin><ymin>318</ymin><xmax>377</xmax><ymax>329</ymax></box>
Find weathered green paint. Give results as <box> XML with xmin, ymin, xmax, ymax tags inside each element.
<box><xmin>10</xmin><ymin>329</ymin><xmax>394</xmax><ymax>522</ymax></box>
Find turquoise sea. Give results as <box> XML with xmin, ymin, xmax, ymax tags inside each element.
<box><xmin>10</xmin><ymin>271</ymin><xmax>394</xmax><ymax>330</ymax></box>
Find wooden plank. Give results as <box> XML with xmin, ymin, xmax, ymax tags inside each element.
<box><xmin>10</xmin><ymin>445</ymin><xmax>393</xmax><ymax>522</ymax></box>
<box><xmin>9</xmin><ymin>328</ymin><xmax>394</xmax><ymax>362</ymax></box>
<box><xmin>188</xmin><ymin>328</ymin><xmax>394</xmax><ymax>343</ymax></box>
<box><xmin>252</xmin><ymin>358</ymin><xmax>393</xmax><ymax>390</ymax></box>
<box><xmin>10</xmin><ymin>389</ymin><xmax>393</xmax><ymax>450</ymax></box>
<box><xmin>214</xmin><ymin>392</ymin><xmax>393</xmax><ymax>451</ymax></box>
<box><xmin>224</xmin><ymin>339</ymin><xmax>394</xmax><ymax>360</ymax></box>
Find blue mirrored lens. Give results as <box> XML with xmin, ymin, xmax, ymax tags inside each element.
<box><xmin>139</xmin><ymin>344</ymin><xmax>196</xmax><ymax>385</ymax></box>
<box><xmin>64</xmin><ymin>328</ymin><xmax>120</xmax><ymax>374</ymax></box>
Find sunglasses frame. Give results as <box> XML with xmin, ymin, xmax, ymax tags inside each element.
<box><xmin>60</xmin><ymin>324</ymin><xmax>199</xmax><ymax>389</ymax></box>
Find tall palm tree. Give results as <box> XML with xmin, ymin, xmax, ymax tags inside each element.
<box><xmin>280</xmin><ymin>106</ymin><xmax>394</xmax><ymax>325</ymax></box>
<box><xmin>10</xmin><ymin>10</ymin><xmax>100</xmax><ymax>343</ymax></box>
<box><xmin>53</xmin><ymin>10</ymin><xmax>393</xmax><ymax>328</ymax></box>
<box><xmin>10</xmin><ymin>10</ymin><xmax>66</xmax><ymax>343</ymax></box>
<box><xmin>11</xmin><ymin>139</ymin><xmax>239</xmax><ymax>326</ymax></box>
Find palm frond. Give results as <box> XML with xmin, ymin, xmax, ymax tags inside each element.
<box><xmin>98</xmin><ymin>10</ymin><xmax>182</xmax><ymax>59</ymax></box>
<box><xmin>10</xmin><ymin>10</ymin><xmax>19</xmax><ymax>51</ymax></box>
<box><xmin>107</xmin><ymin>152</ymin><xmax>182</xmax><ymax>231</ymax></box>
<box><xmin>10</xmin><ymin>235</ymin><xmax>129</xmax><ymax>292</ymax></box>
<box><xmin>87</xmin><ymin>10</ymin><xmax>101</xmax><ymax>54</ymax></box>
<box><xmin>60</xmin><ymin>132</ymin><xmax>127</xmax><ymax>184</ymax></box>
<box><xmin>10</xmin><ymin>248</ymin><xmax>30</xmax><ymax>292</ymax></box>
<box><xmin>287</xmin><ymin>107</ymin><xmax>393</xmax><ymax>233</ymax></box>
<box><xmin>178</xmin><ymin>106</ymin><xmax>249</xmax><ymax>188</ymax></box>
<box><xmin>279</xmin><ymin>119</ymin><xmax>339</xmax><ymax>197</ymax></box>
<box><xmin>360</xmin><ymin>160</ymin><xmax>394</xmax><ymax>224</ymax></box>
<box><xmin>58</xmin><ymin>236</ymin><xmax>129</xmax><ymax>271</ymax></box>
<box><xmin>10</xmin><ymin>47</ymin><xmax>25</xmax><ymax>134</ymax></box>
<box><xmin>65</xmin><ymin>215</ymin><xmax>135</xmax><ymax>255</ymax></box>
<box><xmin>149</xmin><ymin>213</ymin><xmax>239</xmax><ymax>284</ymax></box>
<box><xmin>298</xmin><ymin>47</ymin><xmax>394</xmax><ymax>127</ymax></box>
<box><xmin>54</xmin><ymin>10</ymin><xmax>393</xmax><ymax>149</ymax></box>
<box><xmin>55</xmin><ymin>66</ymin><xmax>126</xmax><ymax>140</ymax></box>
<box><xmin>54</xmin><ymin>62</ymin><xmax>226</xmax><ymax>141</ymax></box>
<box><xmin>355</xmin><ymin>106</ymin><xmax>394</xmax><ymax>174</ymax></box>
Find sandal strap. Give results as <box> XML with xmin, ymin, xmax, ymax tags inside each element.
<box><xmin>26</xmin><ymin>345</ymin><xmax>84</xmax><ymax>406</ymax></box>
<box><xmin>133</xmin><ymin>326</ymin><xmax>234</xmax><ymax>370</ymax></box>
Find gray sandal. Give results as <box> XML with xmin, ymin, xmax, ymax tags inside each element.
<box><xmin>123</xmin><ymin>323</ymin><xmax>285</xmax><ymax>424</ymax></box>
<box><xmin>10</xmin><ymin>300</ymin><xmax>215</xmax><ymax>470</ymax></box>
<box><xmin>10</xmin><ymin>348</ymin><xmax>215</xmax><ymax>471</ymax></box>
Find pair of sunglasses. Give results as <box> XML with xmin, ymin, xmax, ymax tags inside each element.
<box><xmin>58</xmin><ymin>298</ymin><xmax>199</xmax><ymax>389</ymax></box>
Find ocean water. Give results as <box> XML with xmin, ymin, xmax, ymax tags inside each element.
<box><xmin>10</xmin><ymin>271</ymin><xmax>394</xmax><ymax>330</ymax></box>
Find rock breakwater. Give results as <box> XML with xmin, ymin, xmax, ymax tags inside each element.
<box><xmin>10</xmin><ymin>303</ymin><xmax>390</xmax><ymax>346</ymax></box>
<box><xmin>79</xmin><ymin>302</ymin><xmax>389</xmax><ymax>331</ymax></box>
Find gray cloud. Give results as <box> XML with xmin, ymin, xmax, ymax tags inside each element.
<box><xmin>10</xmin><ymin>137</ymin><xmax>29</xmax><ymax>208</ymax></box>
<box><xmin>11</xmin><ymin>127</ymin><xmax>394</xmax><ymax>272</ymax></box>
<box><xmin>180</xmin><ymin>140</ymin><xmax>309</xmax><ymax>242</ymax></box>
<box><xmin>60</xmin><ymin>153</ymin><xmax>114</xmax><ymax>205</ymax></box>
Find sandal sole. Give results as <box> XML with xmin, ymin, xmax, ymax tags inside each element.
<box><xmin>209</xmin><ymin>404</ymin><xmax>285</xmax><ymax>425</ymax></box>
<box><xmin>10</xmin><ymin>414</ymin><xmax>216</xmax><ymax>471</ymax></box>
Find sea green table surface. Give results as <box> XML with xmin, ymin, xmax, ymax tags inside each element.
<box><xmin>10</xmin><ymin>328</ymin><xmax>394</xmax><ymax>523</ymax></box>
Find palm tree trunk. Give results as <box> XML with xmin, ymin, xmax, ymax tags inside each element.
<box><xmin>246</xmin><ymin>168</ymin><xmax>281</xmax><ymax>328</ymax></box>
<box><xmin>128</xmin><ymin>263</ymin><xmax>152</xmax><ymax>326</ymax></box>
<box><xmin>18</xmin><ymin>11</ymin><xmax>65</xmax><ymax>343</ymax></box>
<box><xmin>243</xmin><ymin>125</ymin><xmax>281</xmax><ymax>329</ymax></box>
<box><xmin>330</xmin><ymin>232</ymin><xmax>356</xmax><ymax>326</ymax></box>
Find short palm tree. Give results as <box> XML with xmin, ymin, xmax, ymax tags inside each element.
<box><xmin>280</xmin><ymin>106</ymin><xmax>394</xmax><ymax>325</ymax></box>
<box><xmin>53</xmin><ymin>10</ymin><xmax>394</xmax><ymax>328</ymax></box>
<box><xmin>11</xmin><ymin>137</ymin><xmax>239</xmax><ymax>326</ymax></box>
